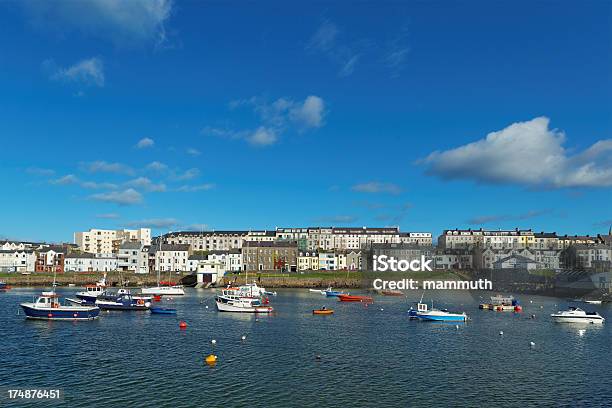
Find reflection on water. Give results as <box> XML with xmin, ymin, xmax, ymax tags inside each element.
<box><xmin>0</xmin><ymin>288</ymin><xmax>610</xmax><ymax>407</ymax></box>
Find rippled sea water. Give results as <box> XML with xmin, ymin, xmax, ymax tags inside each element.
<box><xmin>0</xmin><ymin>288</ymin><xmax>611</xmax><ymax>407</ymax></box>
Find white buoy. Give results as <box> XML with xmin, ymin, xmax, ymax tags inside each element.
<box><xmin>499</xmin><ymin>331</ymin><xmax>504</xmax><ymax>336</ymax></box>
<box><xmin>241</xmin><ymin>335</ymin><xmax>246</xmax><ymax>341</ymax></box>
<box><xmin>455</xmin><ymin>325</ymin><xmax>459</xmax><ymax>330</ymax></box>
<box><xmin>530</xmin><ymin>341</ymin><xmax>536</xmax><ymax>348</ymax></box>
<box><xmin>530</xmin><ymin>300</ymin><xmax>533</xmax><ymax>304</ymax></box>
<box><xmin>380</xmin><ymin>308</ymin><xmax>384</xmax><ymax>311</ymax></box>
<box><xmin>211</xmin><ymin>339</ymin><xmax>217</xmax><ymax>345</ymax></box>
<box><xmin>205</xmin><ymin>305</ymin><xmax>209</xmax><ymax>309</ymax></box>
<box><xmin>578</xmin><ymin>329</ymin><xmax>586</xmax><ymax>336</ymax></box>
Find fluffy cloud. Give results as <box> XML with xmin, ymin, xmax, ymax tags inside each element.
<box><xmin>146</xmin><ymin>161</ymin><xmax>169</xmax><ymax>172</ymax></box>
<box><xmin>126</xmin><ymin>177</ymin><xmax>166</xmax><ymax>192</ymax></box>
<box><xmin>352</xmin><ymin>182</ymin><xmax>402</xmax><ymax>195</ymax></box>
<box><xmin>422</xmin><ymin>117</ymin><xmax>612</xmax><ymax>188</ymax></box>
<box><xmin>175</xmin><ymin>184</ymin><xmax>215</xmax><ymax>192</ymax></box>
<box><xmin>136</xmin><ymin>137</ymin><xmax>154</xmax><ymax>149</ymax></box>
<box><xmin>186</xmin><ymin>148</ymin><xmax>201</xmax><ymax>156</ymax></box>
<box><xmin>51</xmin><ymin>174</ymin><xmax>79</xmax><ymax>185</ymax></box>
<box><xmin>173</xmin><ymin>168</ymin><xmax>200</xmax><ymax>181</ymax></box>
<box><xmin>289</xmin><ymin>96</ymin><xmax>325</xmax><ymax>128</ymax></box>
<box><xmin>214</xmin><ymin>95</ymin><xmax>326</xmax><ymax>147</ymax></box>
<box><xmin>90</xmin><ymin>188</ymin><xmax>142</xmax><ymax>205</ymax></box>
<box><xmin>24</xmin><ymin>0</ymin><xmax>173</xmax><ymax>45</ymax></box>
<box><xmin>248</xmin><ymin>127</ymin><xmax>277</xmax><ymax>146</ymax></box>
<box><xmin>82</xmin><ymin>160</ymin><xmax>134</xmax><ymax>175</ymax></box>
<box><xmin>45</xmin><ymin>57</ymin><xmax>105</xmax><ymax>87</ymax></box>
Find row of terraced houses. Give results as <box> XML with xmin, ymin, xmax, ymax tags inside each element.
<box><xmin>1</xmin><ymin>227</ymin><xmax>610</xmax><ymax>274</ymax></box>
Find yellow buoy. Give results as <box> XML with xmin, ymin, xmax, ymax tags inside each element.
<box><xmin>205</xmin><ymin>354</ymin><xmax>218</xmax><ymax>365</ymax></box>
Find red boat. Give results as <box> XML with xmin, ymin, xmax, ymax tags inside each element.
<box><xmin>338</xmin><ymin>294</ymin><xmax>373</xmax><ymax>303</ymax></box>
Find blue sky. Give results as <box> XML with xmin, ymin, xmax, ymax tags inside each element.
<box><xmin>1</xmin><ymin>0</ymin><xmax>611</xmax><ymax>242</ymax></box>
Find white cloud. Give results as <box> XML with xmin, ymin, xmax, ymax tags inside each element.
<box><xmin>146</xmin><ymin>161</ymin><xmax>169</xmax><ymax>172</ymax></box>
<box><xmin>307</xmin><ymin>20</ymin><xmax>338</xmax><ymax>52</ymax></box>
<box><xmin>289</xmin><ymin>96</ymin><xmax>325</xmax><ymax>128</ymax></box>
<box><xmin>81</xmin><ymin>181</ymin><xmax>119</xmax><ymax>190</ymax></box>
<box><xmin>24</xmin><ymin>0</ymin><xmax>173</xmax><ymax>45</ymax></box>
<box><xmin>45</xmin><ymin>57</ymin><xmax>105</xmax><ymax>87</ymax></box>
<box><xmin>248</xmin><ymin>127</ymin><xmax>277</xmax><ymax>146</ymax></box>
<box><xmin>186</xmin><ymin>147</ymin><xmax>201</xmax><ymax>156</ymax></box>
<box><xmin>173</xmin><ymin>168</ymin><xmax>199</xmax><ymax>181</ymax></box>
<box><xmin>51</xmin><ymin>174</ymin><xmax>79</xmax><ymax>185</ymax></box>
<box><xmin>126</xmin><ymin>218</ymin><xmax>178</xmax><ymax>228</ymax></box>
<box><xmin>136</xmin><ymin>137</ymin><xmax>154</xmax><ymax>149</ymax></box>
<box><xmin>90</xmin><ymin>188</ymin><xmax>143</xmax><ymax>205</ymax></box>
<box><xmin>307</xmin><ymin>20</ymin><xmax>361</xmax><ymax>77</ymax></box>
<box><xmin>352</xmin><ymin>182</ymin><xmax>402</xmax><ymax>195</ymax></box>
<box><xmin>126</xmin><ymin>177</ymin><xmax>166</xmax><ymax>192</ymax></box>
<box><xmin>422</xmin><ymin>117</ymin><xmax>612</xmax><ymax>189</ymax></box>
<box><xmin>175</xmin><ymin>183</ymin><xmax>215</xmax><ymax>192</ymax></box>
<box><xmin>82</xmin><ymin>160</ymin><xmax>134</xmax><ymax>175</ymax></box>
<box><xmin>215</xmin><ymin>95</ymin><xmax>326</xmax><ymax>147</ymax></box>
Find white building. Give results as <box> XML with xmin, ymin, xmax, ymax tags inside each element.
<box><xmin>399</xmin><ymin>232</ymin><xmax>433</xmax><ymax>246</ymax></box>
<box><xmin>319</xmin><ymin>252</ymin><xmax>337</xmax><ymax>270</ymax></box>
<box><xmin>297</xmin><ymin>251</ymin><xmax>319</xmax><ymax>271</ymax></box>
<box><xmin>74</xmin><ymin>228</ymin><xmax>151</xmax><ymax>254</ymax></box>
<box><xmin>65</xmin><ymin>253</ymin><xmax>118</xmax><ymax>272</ymax></box>
<box><xmin>0</xmin><ymin>249</ymin><xmax>36</xmax><ymax>272</ymax></box>
<box><xmin>207</xmin><ymin>250</ymin><xmax>242</xmax><ymax>272</ymax></box>
<box><xmin>153</xmin><ymin>244</ymin><xmax>190</xmax><ymax>272</ymax></box>
<box><xmin>117</xmin><ymin>242</ymin><xmax>149</xmax><ymax>273</ymax></box>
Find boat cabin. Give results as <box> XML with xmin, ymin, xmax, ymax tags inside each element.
<box><xmin>36</xmin><ymin>295</ymin><xmax>61</xmax><ymax>308</ymax></box>
<box><xmin>417</xmin><ymin>303</ymin><xmax>429</xmax><ymax>312</ymax></box>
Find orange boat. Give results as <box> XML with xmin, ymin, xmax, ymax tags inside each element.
<box><xmin>312</xmin><ymin>309</ymin><xmax>334</xmax><ymax>315</ymax></box>
<box><xmin>338</xmin><ymin>294</ymin><xmax>373</xmax><ymax>303</ymax></box>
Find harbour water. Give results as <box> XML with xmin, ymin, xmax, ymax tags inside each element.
<box><xmin>1</xmin><ymin>288</ymin><xmax>610</xmax><ymax>407</ymax></box>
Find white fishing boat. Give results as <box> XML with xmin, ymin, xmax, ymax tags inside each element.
<box><xmin>215</xmin><ymin>288</ymin><xmax>273</xmax><ymax>313</ymax></box>
<box><xmin>309</xmin><ymin>288</ymin><xmax>325</xmax><ymax>295</ymax></box>
<box><xmin>490</xmin><ymin>294</ymin><xmax>514</xmax><ymax>305</ymax></box>
<box><xmin>584</xmin><ymin>300</ymin><xmax>602</xmax><ymax>305</ymax></box>
<box><xmin>74</xmin><ymin>273</ymin><xmax>107</xmax><ymax>304</ymax></box>
<box><xmin>551</xmin><ymin>307</ymin><xmax>605</xmax><ymax>324</ymax></box>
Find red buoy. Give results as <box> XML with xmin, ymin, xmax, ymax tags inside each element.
<box><xmin>179</xmin><ymin>321</ymin><xmax>187</xmax><ymax>329</ymax></box>
<box><xmin>514</xmin><ymin>305</ymin><xmax>522</xmax><ymax>312</ymax></box>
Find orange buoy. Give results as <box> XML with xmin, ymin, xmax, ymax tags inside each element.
<box><xmin>205</xmin><ymin>354</ymin><xmax>218</xmax><ymax>365</ymax></box>
<box><xmin>179</xmin><ymin>321</ymin><xmax>187</xmax><ymax>329</ymax></box>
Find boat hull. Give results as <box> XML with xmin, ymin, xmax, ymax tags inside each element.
<box><xmin>150</xmin><ymin>307</ymin><xmax>177</xmax><ymax>314</ymax></box>
<box><xmin>20</xmin><ymin>304</ymin><xmax>100</xmax><ymax>320</ymax></box>
<box><xmin>417</xmin><ymin>314</ymin><xmax>467</xmax><ymax>322</ymax></box>
<box><xmin>215</xmin><ymin>299</ymin><xmax>273</xmax><ymax>313</ymax></box>
<box><xmin>338</xmin><ymin>294</ymin><xmax>373</xmax><ymax>302</ymax></box>
<box><xmin>551</xmin><ymin>316</ymin><xmax>604</xmax><ymax>324</ymax></box>
<box><xmin>313</xmin><ymin>310</ymin><xmax>334</xmax><ymax>315</ymax></box>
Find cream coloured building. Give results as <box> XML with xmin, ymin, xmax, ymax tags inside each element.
<box><xmin>74</xmin><ymin>228</ymin><xmax>151</xmax><ymax>254</ymax></box>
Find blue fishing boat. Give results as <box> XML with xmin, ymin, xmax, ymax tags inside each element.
<box><xmin>409</xmin><ymin>301</ymin><xmax>467</xmax><ymax>322</ymax></box>
<box><xmin>150</xmin><ymin>307</ymin><xmax>177</xmax><ymax>315</ymax></box>
<box><xmin>20</xmin><ymin>292</ymin><xmax>100</xmax><ymax>321</ymax></box>
<box><xmin>324</xmin><ymin>287</ymin><xmax>346</xmax><ymax>297</ymax></box>
<box><xmin>95</xmin><ymin>292</ymin><xmax>151</xmax><ymax>311</ymax></box>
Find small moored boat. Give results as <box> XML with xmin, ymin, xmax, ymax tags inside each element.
<box><xmin>96</xmin><ymin>292</ymin><xmax>151</xmax><ymax>311</ymax></box>
<box><xmin>150</xmin><ymin>307</ymin><xmax>177</xmax><ymax>315</ymax></box>
<box><xmin>313</xmin><ymin>308</ymin><xmax>334</xmax><ymax>315</ymax></box>
<box><xmin>409</xmin><ymin>301</ymin><xmax>467</xmax><ymax>322</ymax></box>
<box><xmin>0</xmin><ymin>281</ymin><xmax>11</xmax><ymax>291</ymax></box>
<box><xmin>551</xmin><ymin>307</ymin><xmax>605</xmax><ymax>324</ymax></box>
<box><xmin>338</xmin><ymin>294</ymin><xmax>373</xmax><ymax>302</ymax></box>
<box><xmin>20</xmin><ymin>292</ymin><xmax>100</xmax><ymax>321</ymax></box>
<box><xmin>325</xmin><ymin>287</ymin><xmax>347</xmax><ymax>297</ymax></box>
